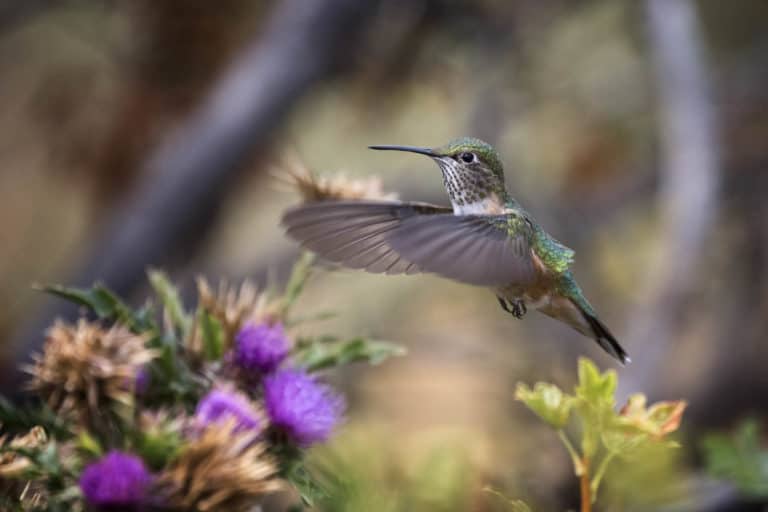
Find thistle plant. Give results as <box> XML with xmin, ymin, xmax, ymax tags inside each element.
<box><xmin>515</xmin><ymin>358</ymin><xmax>687</xmax><ymax>512</ymax></box>
<box><xmin>0</xmin><ymin>253</ymin><xmax>405</xmax><ymax>511</ymax></box>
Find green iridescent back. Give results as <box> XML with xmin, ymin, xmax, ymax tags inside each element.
<box><xmin>502</xmin><ymin>201</ymin><xmax>575</xmax><ymax>275</ymax></box>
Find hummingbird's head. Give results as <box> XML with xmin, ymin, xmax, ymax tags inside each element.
<box><xmin>370</xmin><ymin>137</ymin><xmax>508</xmax><ymax>214</ymax></box>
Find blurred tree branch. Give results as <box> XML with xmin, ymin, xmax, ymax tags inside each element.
<box><xmin>2</xmin><ymin>0</ymin><xmax>380</xmax><ymax>393</ymax></box>
<box><xmin>617</xmin><ymin>0</ymin><xmax>720</xmax><ymax>398</ymax></box>
<box><xmin>0</xmin><ymin>0</ymin><xmax>57</xmax><ymax>33</ymax></box>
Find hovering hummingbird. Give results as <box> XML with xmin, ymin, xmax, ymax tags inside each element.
<box><xmin>281</xmin><ymin>137</ymin><xmax>629</xmax><ymax>364</ymax></box>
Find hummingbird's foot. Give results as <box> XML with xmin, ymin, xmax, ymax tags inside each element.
<box><xmin>510</xmin><ymin>299</ymin><xmax>527</xmax><ymax>319</ymax></box>
<box><xmin>497</xmin><ymin>297</ymin><xmax>527</xmax><ymax>319</ymax></box>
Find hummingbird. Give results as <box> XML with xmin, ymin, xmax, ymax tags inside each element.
<box><xmin>281</xmin><ymin>137</ymin><xmax>629</xmax><ymax>364</ymax></box>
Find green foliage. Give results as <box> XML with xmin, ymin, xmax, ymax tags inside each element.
<box><xmin>702</xmin><ymin>419</ymin><xmax>768</xmax><ymax>497</ymax></box>
<box><xmin>601</xmin><ymin>441</ymin><xmax>686</xmax><ymax>510</ymax></box>
<box><xmin>148</xmin><ymin>269</ymin><xmax>191</xmax><ymax>336</ymax></box>
<box><xmin>40</xmin><ymin>282</ymin><xmax>155</xmax><ymax>332</ymax></box>
<box><xmin>484</xmin><ymin>488</ymin><xmax>533</xmax><ymax>512</ymax></box>
<box><xmin>281</xmin><ymin>251</ymin><xmax>316</xmax><ymax>317</ymax></box>
<box><xmin>284</xmin><ymin>456</ymin><xmax>329</xmax><ymax>508</ymax></box>
<box><xmin>515</xmin><ymin>358</ymin><xmax>686</xmax><ymax>510</ymax></box>
<box><xmin>514</xmin><ymin>383</ymin><xmax>572</xmax><ymax>429</ymax></box>
<box><xmin>197</xmin><ymin>309</ymin><xmax>225</xmax><ymax>361</ymax></box>
<box><xmin>0</xmin><ymin>397</ymin><xmax>69</xmax><ymax>438</ymax></box>
<box><xmin>293</xmin><ymin>336</ymin><xmax>406</xmax><ymax>372</ymax></box>
<box><xmin>309</xmin><ymin>432</ymin><xmax>479</xmax><ymax>512</ymax></box>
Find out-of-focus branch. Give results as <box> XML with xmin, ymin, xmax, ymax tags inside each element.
<box><xmin>3</xmin><ymin>0</ymin><xmax>379</xmax><ymax>393</ymax></box>
<box><xmin>0</xmin><ymin>0</ymin><xmax>57</xmax><ymax>33</ymax></box>
<box><xmin>617</xmin><ymin>0</ymin><xmax>719</xmax><ymax>398</ymax></box>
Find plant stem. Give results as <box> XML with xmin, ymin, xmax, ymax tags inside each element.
<box><xmin>557</xmin><ymin>430</ymin><xmax>592</xmax><ymax>512</ymax></box>
<box><xmin>557</xmin><ymin>430</ymin><xmax>584</xmax><ymax>475</ymax></box>
<box><xmin>580</xmin><ymin>456</ymin><xmax>591</xmax><ymax>512</ymax></box>
<box><xmin>590</xmin><ymin>451</ymin><xmax>617</xmax><ymax>501</ymax></box>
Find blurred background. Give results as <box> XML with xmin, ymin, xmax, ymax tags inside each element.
<box><xmin>1</xmin><ymin>0</ymin><xmax>767</xmax><ymax>510</ymax></box>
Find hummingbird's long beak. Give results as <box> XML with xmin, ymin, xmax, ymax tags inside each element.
<box><xmin>368</xmin><ymin>145</ymin><xmax>435</xmax><ymax>157</ymax></box>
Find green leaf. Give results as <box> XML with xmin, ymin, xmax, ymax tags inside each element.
<box><xmin>614</xmin><ymin>394</ymin><xmax>686</xmax><ymax>440</ymax></box>
<box><xmin>601</xmin><ymin>421</ymin><xmax>650</xmax><ymax>455</ymax></box>
<box><xmin>198</xmin><ymin>309</ymin><xmax>225</xmax><ymax>360</ymax></box>
<box><xmin>148</xmin><ymin>269</ymin><xmax>191</xmax><ymax>336</ymax></box>
<box><xmin>77</xmin><ymin>431</ymin><xmax>102</xmax><ymax>458</ymax></box>
<box><xmin>0</xmin><ymin>396</ymin><xmax>70</xmax><ymax>438</ymax></box>
<box><xmin>282</xmin><ymin>252</ymin><xmax>315</xmax><ymax>316</ymax></box>
<box><xmin>293</xmin><ymin>337</ymin><xmax>406</xmax><ymax>372</ymax></box>
<box><xmin>575</xmin><ymin>357</ymin><xmax>617</xmax><ymax>406</ymax></box>
<box><xmin>284</xmin><ymin>460</ymin><xmax>327</xmax><ymax>507</ymax></box>
<box><xmin>136</xmin><ymin>428</ymin><xmax>182</xmax><ymax>471</ymax></box>
<box><xmin>40</xmin><ymin>283</ymin><xmax>153</xmax><ymax>332</ymax></box>
<box><xmin>573</xmin><ymin>358</ymin><xmax>617</xmax><ymax>458</ymax></box>
<box><xmin>483</xmin><ymin>487</ymin><xmax>533</xmax><ymax>511</ymax></box>
<box><xmin>702</xmin><ymin>420</ymin><xmax>768</xmax><ymax>497</ymax></box>
<box><xmin>515</xmin><ymin>382</ymin><xmax>573</xmax><ymax>429</ymax></box>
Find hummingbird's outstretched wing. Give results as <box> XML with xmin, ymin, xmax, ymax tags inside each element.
<box><xmin>282</xmin><ymin>200</ymin><xmax>536</xmax><ymax>287</ymax></box>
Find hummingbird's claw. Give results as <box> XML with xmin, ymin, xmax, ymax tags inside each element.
<box><xmin>511</xmin><ymin>300</ymin><xmax>527</xmax><ymax>319</ymax></box>
<box><xmin>497</xmin><ymin>297</ymin><xmax>527</xmax><ymax>319</ymax></box>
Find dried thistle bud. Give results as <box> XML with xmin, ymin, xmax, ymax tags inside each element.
<box><xmin>0</xmin><ymin>426</ymin><xmax>47</xmax><ymax>478</ymax></box>
<box><xmin>157</xmin><ymin>420</ymin><xmax>282</xmax><ymax>511</ymax></box>
<box><xmin>275</xmin><ymin>154</ymin><xmax>398</xmax><ymax>202</ymax></box>
<box><xmin>25</xmin><ymin>320</ymin><xmax>158</xmax><ymax>419</ymax></box>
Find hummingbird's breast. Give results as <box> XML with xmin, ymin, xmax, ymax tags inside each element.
<box><xmin>439</xmin><ymin>163</ymin><xmax>505</xmax><ymax>215</ymax></box>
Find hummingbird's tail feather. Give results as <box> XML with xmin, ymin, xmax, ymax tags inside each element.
<box><xmin>578</xmin><ymin>308</ymin><xmax>630</xmax><ymax>365</ymax></box>
<box><xmin>537</xmin><ymin>282</ymin><xmax>630</xmax><ymax>365</ymax></box>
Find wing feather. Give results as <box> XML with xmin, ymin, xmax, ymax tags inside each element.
<box><xmin>281</xmin><ymin>200</ymin><xmax>536</xmax><ymax>287</ymax></box>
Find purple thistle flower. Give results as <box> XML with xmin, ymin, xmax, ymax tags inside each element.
<box><xmin>79</xmin><ymin>451</ymin><xmax>151</xmax><ymax>508</ymax></box>
<box><xmin>195</xmin><ymin>389</ymin><xmax>262</xmax><ymax>432</ymax></box>
<box><xmin>264</xmin><ymin>369</ymin><xmax>344</xmax><ymax>446</ymax></box>
<box><xmin>235</xmin><ymin>321</ymin><xmax>290</xmax><ymax>374</ymax></box>
<box><xmin>135</xmin><ymin>366</ymin><xmax>151</xmax><ymax>395</ymax></box>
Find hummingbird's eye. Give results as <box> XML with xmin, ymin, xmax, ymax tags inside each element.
<box><xmin>460</xmin><ymin>152</ymin><xmax>475</xmax><ymax>163</ymax></box>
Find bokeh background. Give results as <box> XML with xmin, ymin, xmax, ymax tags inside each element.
<box><xmin>1</xmin><ymin>0</ymin><xmax>767</xmax><ymax>510</ymax></box>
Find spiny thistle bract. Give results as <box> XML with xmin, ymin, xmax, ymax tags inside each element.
<box><xmin>25</xmin><ymin>320</ymin><xmax>157</xmax><ymax>419</ymax></box>
<box><xmin>156</xmin><ymin>420</ymin><xmax>282</xmax><ymax>512</ymax></box>
<box><xmin>274</xmin><ymin>154</ymin><xmax>398</xmax><ymax>202</ymax></box>
<box><xmin>0</xmin><ymin>253</ymin><xmax>405</xmax><ymax>511</ymax></box>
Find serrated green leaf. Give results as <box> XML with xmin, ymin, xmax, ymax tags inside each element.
<box><xmin>293</xmin><ymin>337</ymin><xmax>406</xmax><ymax>372</ymax></box>
<box><xmin>148</xmin><ymin>269</ymin><xmax>190</xmax><ymax>337</ymax></box>
<box><xmin>573</xmin><ymin>358</ymin><xmax>618</xmax><ymax>458</ymax></box>
<box><xmin>40</xmin><ymin>283</ymin><xmax>153</xmax><ymax>332</ymax></box>
<box><xmin>515</xmin><ymin>382</ymin><xmax>573</xmax><ymax>429</ymax></box>
<box><xmin>575</xmin><ymin>358</ymin><xmax>617</xmax><ymax>406</ymax></box>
